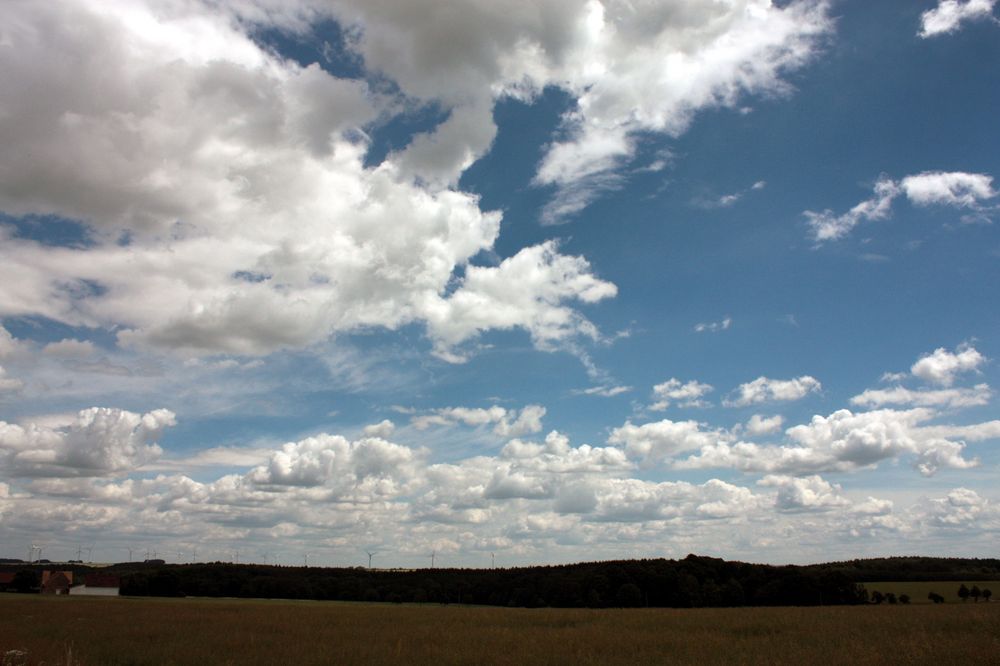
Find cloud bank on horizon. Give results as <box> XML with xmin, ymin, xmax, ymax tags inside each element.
<box><xmin>0</xmin><ymin>0</ymin><xmax>998</xmax><ymax>567</ymax></box>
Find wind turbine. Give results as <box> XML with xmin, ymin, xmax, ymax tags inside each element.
<box><xmin>430</xmin><ymin>551</ymin><xmax>435</xmax><ymax>569</ymax></box>
<box><xmin>303</xmin><ymin>553</ymin><xmax>309</xmax><ymax>568</ymax></box>
<box><xmin>127</xmin><ymin>547</ymin><xmax>134</xmax><ymax>563</ymax></box>
<box><xmin>491</xmin><ymin>552</ymin><xmax>495</xmax><ymax>569</ymax></box>
<box><xmin>366</xmin><ymin>550</ymin><xmax>376</xmax><ymax>569</ymax></box>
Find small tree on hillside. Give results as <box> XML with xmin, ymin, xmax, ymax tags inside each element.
<box><xmin>958</xmin><ymin>584</ymin><xmax>970</xmax><ymax>602</ymax></box>
<box><xmin>899</xmin><ymin>594</ymin><xmax>910</xmax><ymax>604</ymax></box>
<box><xmin>928</xmin><ymin>592</ymin><xmax>945</xmax><ymax>604</ymax></box>
<box><xmin>885</xmin><ymin>592</ymin><xmax>897</xmax><ymax>605</ymax></box>
<box><xmin>871</xmin><ymin>590</ymin><xmax>884</xmax><ymax>605</ymax></box>
<box><xmin>983</xmin><ymin>589</ymin><xmax>992</xmax><ymax>602</ymax></box>
<box><xmin>970</xmin><ymin>585</ymin><xmax>981</xmax><ymax>603</ymax></box>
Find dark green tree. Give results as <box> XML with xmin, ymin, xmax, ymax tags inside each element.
<box><xmin>958</xmin><ymin>584</ymin><xmax>970</xmax><ymax>602</ymax></box>
<box><xmin>616</xmin><ymin>583</ymin><xmax>643</xmax><ymax>608</ymax></box>
<box><xmin>871</xmin><ymin>590</ymin><xmax>885</xmax><ymax>604</ymax></box>
<box><xmin>12</xmin><ymin>569</ymin><xmax>39</xmax><ymax>593</ymax></box>
<box><xmin>983</xmin><ymin>589</ymin><xmax>992</xmax><ymax>602</ymax></box>
<box><xmin>927</xmin><ymin>592</ymin><xmax>945</xmax><ymax>604</ymax></box>
<box><xmin>970</xmin><ymin>585</ymin><xmax>981</xmax><ymax>602</ymax></box>
<box><xmin>885</xmin><ymin>592</ymin><xmax>897</xmax><ymax>605</ymax></box>
<box><xmin>898</xmin><ymin>594</ymin><xmax>910</xmax><ymax>604</ymax></box>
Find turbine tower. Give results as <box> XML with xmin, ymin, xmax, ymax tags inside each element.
<box><xmin>430</xmin><ymin>551</ymin><xmax>435</xmax><ymax>569</ymax></box>
<box><xmin>366</xmin><ymin>550</ymin><xmax>375</xmax><ymax>569</ymax></box>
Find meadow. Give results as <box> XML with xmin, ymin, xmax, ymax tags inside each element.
<box><xmin>864</xmin><ymin>581</ymin><xmax>999</xmax><ymax>604</ymax></box>
<box><xmin>2</xmin><ymin>594</ymin><xmax>999</xmax><ymax>665</ymax></box>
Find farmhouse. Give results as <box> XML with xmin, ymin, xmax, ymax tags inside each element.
<box><xmin>69</xmin><ymin>573</ymin><xmax>121</xmax><ymax>596</ymax></box>
<box><xmin>41</xmin><ymin>570</ymin><xmax>73</xmax><ymax>595</ymax></box>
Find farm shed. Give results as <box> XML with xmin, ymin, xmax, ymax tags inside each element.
<box><xmin>69</xmin><ymin>573</ymin><xmax>121</xmax><ymax>596</ymax></box>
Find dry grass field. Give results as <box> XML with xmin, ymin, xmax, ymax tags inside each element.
<box><xmin>2</xmin><ymin>593</ymin><xmax>998</xmax><ymax>665</ymax></box>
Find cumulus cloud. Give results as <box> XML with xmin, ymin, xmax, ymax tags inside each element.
<box><xmin>911</xmin><ymin>343</ymin><xmax>986</xmax><ymax>386</ymax></box>
<box><xmin>759</xmin><ymin>474</ymin><xmax>849</xmax><ymax>512</ymax></box>
<box><xmin>608</xmin><ymin>418</ymin><xmax>723</xmax><ymax>465</ymax></box>
<box><xmin>362</xmin><ymin>419</ymin><xmax>396</xmax><ymax>438</ymax></box>
<box><xmin>1</xmin><ymin>406</ymin><xmax>994</xmax><ymax>564</ymax></box>
<box><xmin>679</xmin><ymin>407</ymin><xmax>979</xmax><ymax>476</ymax></box>
<box><xmin>247</xmin><ymin>434</ymin><xmax>419</xmax><ymax>491</ymax></box>
<box><xmin>0</xmin><ymin>407</ymin><xmax>174</xmax><ymax>477</ymax></box>
<box><xmin>650</xmin><ymin>378</ymin><xmax>714</xmax><ymax>410</ymax></box>
<box><xmin>804</xmin><ymin>171</ymin><xmax>997</xmax><ymax>241</ymax></box>
<box><xmin>744</xmin><ymin>414</ymin><xmax>785</xmax><ymax>436</ymax></box>
<box><xmin>724</xmin><ymin>375</ymin><xmax>821</xmax><ymax>407</ymax></box>
<box><xmin>918</xmin><ymin>488</ymin><xmax>995</xmax><ymax>529</ymax></box>
<box><xmin>0</xmin><ymin>0</ymin><xmax>614</xmax><ymax>362</ymax></box>
<box><xmin>919</xmin><ymin>0</ymin><xmax>998</xmax><ymax>38</ymax></box>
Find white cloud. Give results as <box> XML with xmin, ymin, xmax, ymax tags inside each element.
<box><xmin>1</xmin><ymin>406</ymin><xmax>995</xmax><ymax>564</ymax></box>
<box><xmin>42</xmin><ymin>339</ymin><xmax>97</xmax><ymax>358</ymax></box>
<box><xmin>850</xmin><ymin>383</ymin><xmax>992</xmax><ymax>409</ymax></box>
<box><xmin>804</xmin><ymin>177</ymin><xmax>899</xmax><ymax>242</ymax></box>
<box><xmin>247</xmin><ymin>434</ymin><xmax>419</xmax><ymax>490</ymax></box>
<box><xmin>574</xmin><ymin>385</ymin><xmax>632</xmax><ymax>398</ymax></box>
<box><xmin>529</xmin><ymin>1</ymin><xmax>831</xmax><ymax>222</ymax></box>
<box><xmin>0</xmin><ymin>0</ymin><xmax>614</xmax><ymax>362</ymax></box>
<box><xmin>0</xmin><ymin>407</ymin><xmax>174</xmax><ymax>477</ymax></box>
<box><xmin>745</xmin><ymin>414</ymin><xmax>785</xmax><ymax>436</ymax></box>
<box><xmin>919</xmin><ymin>0</ymin><xmax>998</xmax><ymax>38</ymax></box>
<box><xmin>650</xmin><ymin>378</ymin><xmax>714</xmax><ymax>410</ymax></box>
<box><xmin>724</xmin><ymin>375</ymin><xmax>821</xmax><ymax>407</ymax></box>
<box><xmin>758</xmin><ymin>474</ymin><xmax>849</xmax><ymax>512</ymax></box>
<box><xmin>0</xmin><ymin>366</ymin><xmax>24</xmax><ymax>393</ymax></box>
<box><xmin>911</xmin><ymin>343</ymin><xmax>986</xmax><ymax>386</ymax></box>
<box><xmin>694</xmin><ymin>316</ymin><xmax>732</xmax><ymax>333</ymax></box>
<box><xmin>0</xmin><ymin>326</ymin><xmax>27</xmax><ymax>359</ymax></box>
<box><xmin>805</xmin><ymin>171</ymin><xmax>997</xmax><ymax>242</ymax></box>
<box><xmin>679</xmin><ymin>407</ymin><xmax>980</xmax><ymax>476</ymax></box>
<box><xmin>900</xmin><ymin>171</ymin><xmax>997</xmax><ymax>206</ymax></box>
<box><xmin>919</xmin><ymin>488</ymin><xmax>993</xmax><ymax>528</ymax></box>
<box><xmin>608</xmin><ymin>418</ymin><xmax>723</xmax><ymax>465</ymax></box>
<box><xmin>695</xmin><ymin>181</ymin><xmax>767</xmax><ymax>209</ymax></box>
<box><xmin>412</xmin><ymin>404</ymin><xmax>546</xmax><ymax>439</ymax></box>
<box><xmin>362</xmin><ymin>419</ymin><xmax>396</xmax><ymax>438</ymax></box>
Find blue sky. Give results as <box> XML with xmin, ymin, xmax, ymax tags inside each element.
<box><xmin>0</xmin><ymin>0</ymin><xmax>998</xmax><ymax>567</ymax></box>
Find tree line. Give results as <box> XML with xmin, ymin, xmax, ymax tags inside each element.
<box><xmin>3</xmin><ymin>555</ymin><xmax>996</xmax><ymax>608</ymax></box>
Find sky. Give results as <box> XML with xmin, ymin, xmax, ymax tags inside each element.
<box><xmin>0</xmin><ymin>0</ymin><xmax>998</xmax><ymax>568</ymax></box>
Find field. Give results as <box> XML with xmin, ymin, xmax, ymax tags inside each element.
<box><xmin>865</xmin><ymin>581</ymin><xmax>999</xmax><ymax>604</ymax></box>
<box><xmin>2</xmin><ymin>594</ymin><xmax>998</xmax><ymax>665</ymax></box>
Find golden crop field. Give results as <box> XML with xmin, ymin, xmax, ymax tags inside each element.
<box><xmin>1</xmin><ymin>593</ymin><xmax>998</xmax><ymax>665</ymax></box>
